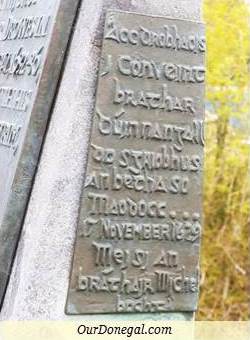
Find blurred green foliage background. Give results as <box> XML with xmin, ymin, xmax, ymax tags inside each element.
<box><xmin>197</xmin><ymin>0</ymin><xmax>250</xmax><ymax>320</ymax></box>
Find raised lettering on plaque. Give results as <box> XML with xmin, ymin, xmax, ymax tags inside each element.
<box><xmin>66</xmin><ymin>10</ymin><xmax>205</xmax><ymax>314</ymax></box>
<box><xmin>0</xmin><ymin>0</ymin><xmax>80</xmax><ymax>308</ymax></box>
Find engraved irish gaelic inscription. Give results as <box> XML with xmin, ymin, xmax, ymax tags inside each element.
<box><xmin>66</xmin><ymin>10</ymin><xmax>205</xmax><ymax>314</ymax></box>
<box><xmin>0</xmin><ymin>0</ymin><xmax>80</xmax><ymax>307</ymax></box>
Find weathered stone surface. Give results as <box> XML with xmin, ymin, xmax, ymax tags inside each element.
<box><xmin>0</xmin><ymin>0</ymin><xmax>80</xmax><ymax>308</ymax></box>
<box><xmin>1</xmin><ymin>0</ymin><xmax>202</xmax><ymax>320</ymax></box>
<box><xmin>66</xmin><ymin>10</ymin><xmax>205</xmax><ymax>315</ymax></box>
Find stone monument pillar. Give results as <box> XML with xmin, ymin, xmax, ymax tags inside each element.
<box><xmin>0</xmin><ymin>0</ymin><xmax>204</xmax><ymax>320</ymax></box>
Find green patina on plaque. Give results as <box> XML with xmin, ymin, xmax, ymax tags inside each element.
<box><xmin>66</xmin><ymin>10</ymin><xmax>206</xmax><ymax>314</ymax></box>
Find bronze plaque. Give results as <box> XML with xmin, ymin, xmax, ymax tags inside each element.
<box><xmin>0</xmin><ymin>0</ymin><xmax>80</xmax><ymax>308</ymax></box>
<box><xmin>66</xmin><ymin>10</ymin><xmax>206</xmax><ymax>314</ymax></box>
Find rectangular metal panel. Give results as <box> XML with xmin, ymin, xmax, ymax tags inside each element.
<box><xmin>0</xmin><ymin>0</ymin><xmax>80</xmax><ymax>308</ymax></box>
<box><xmin>66</xmin><ymin>10</ymin><xmax>206</xmax><ymax>314</ymax></box>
